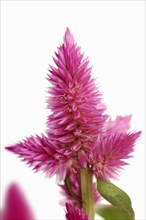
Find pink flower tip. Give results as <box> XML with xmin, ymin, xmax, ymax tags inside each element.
<box><xmin>64</xmin><ymin>27</ymin><xmax>74</xmax><ymax>46</ymax></box>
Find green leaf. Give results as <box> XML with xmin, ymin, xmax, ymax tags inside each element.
<box><xmin>97</xmin><ymin>178</ymin><xmax>135</xmax><ymax>220</ymax></box>
<box><xmin>96</xmin><ymin>205</ymin><xmax>129</xmax><ymax>220</ymax></box>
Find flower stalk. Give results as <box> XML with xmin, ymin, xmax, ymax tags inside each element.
<box><xmin>80</xmin><ymin>168</ymin><xmax>94</xmax><ymax>220</ymax></box>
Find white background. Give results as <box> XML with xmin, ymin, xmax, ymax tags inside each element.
<box><xmin>1</xmin><ymin>1</ymin><xmax>145</xmax><ymax>219</ymax></box>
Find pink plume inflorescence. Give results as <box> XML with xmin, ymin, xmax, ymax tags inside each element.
<box><xmin>65</xmin><ymin>203</ymin><xmax>89</xmax><ymax>220</ymax></box>
<box><xmin>6</xmin><ymin>28</ymin><xmax>141</xmax><ymax>200</ymax></box>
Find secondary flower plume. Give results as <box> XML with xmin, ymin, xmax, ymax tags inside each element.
<box><xmin>65</xmin><ymin>203</ymin><xmax>89</xmax><ymax>220</ymax></box>
<box><xmin>88</xmin><ymin>131</ymin><xmax>141</xmax><ymax>180</ymax></box>
<box><xmin>6</xmin><ymin>28</ymin><xmax>141</xmax><ymax>219</ymax></box>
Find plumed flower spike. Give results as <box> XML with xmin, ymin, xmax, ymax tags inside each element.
<box><xmin>47</xmin><ymin>27</ymin><xmax>107</xmax><ymax>153</ymax></box>
<box><xmin>46</xmin><ymin>28</ymin><xmax>107</xmax><ymax>178</ymax></box>
<box><xmin>6</xmin><ymin>28</ymin><xmax>107</xmax><ymax>181</ymax></box>
<box><xmin>6</xmin><ymin>134</ymin><xmax>60</xmax><ymax>177</ymax></box>
<box><xmin>88</xmin><ymin>131</ymin><xmax>141</xmax><ymax>181</ymax></box>
<box><xmin>65</xmin><ymin>203</ymin><xmax>89</xmax><ymax>220</ymax></box>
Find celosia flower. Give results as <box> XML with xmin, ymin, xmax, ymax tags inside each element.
<box><xmin>6</xmin><ymin>28</ymin><xmax>107</xmax><ymax>181</ymax></box>
<box><xmin>88</xmin><ymin>131</ymin><xmax>141</xmax><ymax>180</ymax></box>
<box><xmin>59</xmin><ymin>169</ymin><xmax>100</xmax><ymax>208</ymax></box>
<box><xmin>65</xmin><ymin>203</ymin><xmax>89</xmax><ymax>220</ymax></box>
<box><xmin>1</xmin><ymin>183</ymin><xmax>35</xmax><ymax>220</ymax></box>
<box><xmin>6</xmin><ymin>28</ymin><xmax>141</xmax><ymax>183</ymax></box>
<box><xmin>86</xmin><ymin>114</ymin><xmax>141</xmax><ymax>180</ymax></box>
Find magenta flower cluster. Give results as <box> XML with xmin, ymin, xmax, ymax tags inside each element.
<box><xmin>6</xmin><ymin>28</ymin><xmax>141</xmax><ymax>219</ymax></box>
<box><xmin>65</xmin><ymin>203</ymin><xmax>89</xmax><ymax>220</ymax></box>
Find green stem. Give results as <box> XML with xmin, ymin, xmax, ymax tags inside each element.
<box><xmin>80</xmin><ymin>168</ymin><xmax>94</xmax><ymax>219</ymax></box>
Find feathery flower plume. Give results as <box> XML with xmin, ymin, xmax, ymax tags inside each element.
<box><xmin>6</xmin><ymin>28</ymin><xmax>107</xmax><ymax>181</ymax></box>
<box><xmin>86</xmin><ymin>114</ymin><xmax>141</xmax><ymax>180</ymax></box>
<box><xmin>65</xmin><ymin>203</ymin><xmax>89</xmax><ymax>220</ymax></box>
<box><xmin>88</xmin><ymin>131</ymin><xmax>141</xmax><ymax>180</ymax></box>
